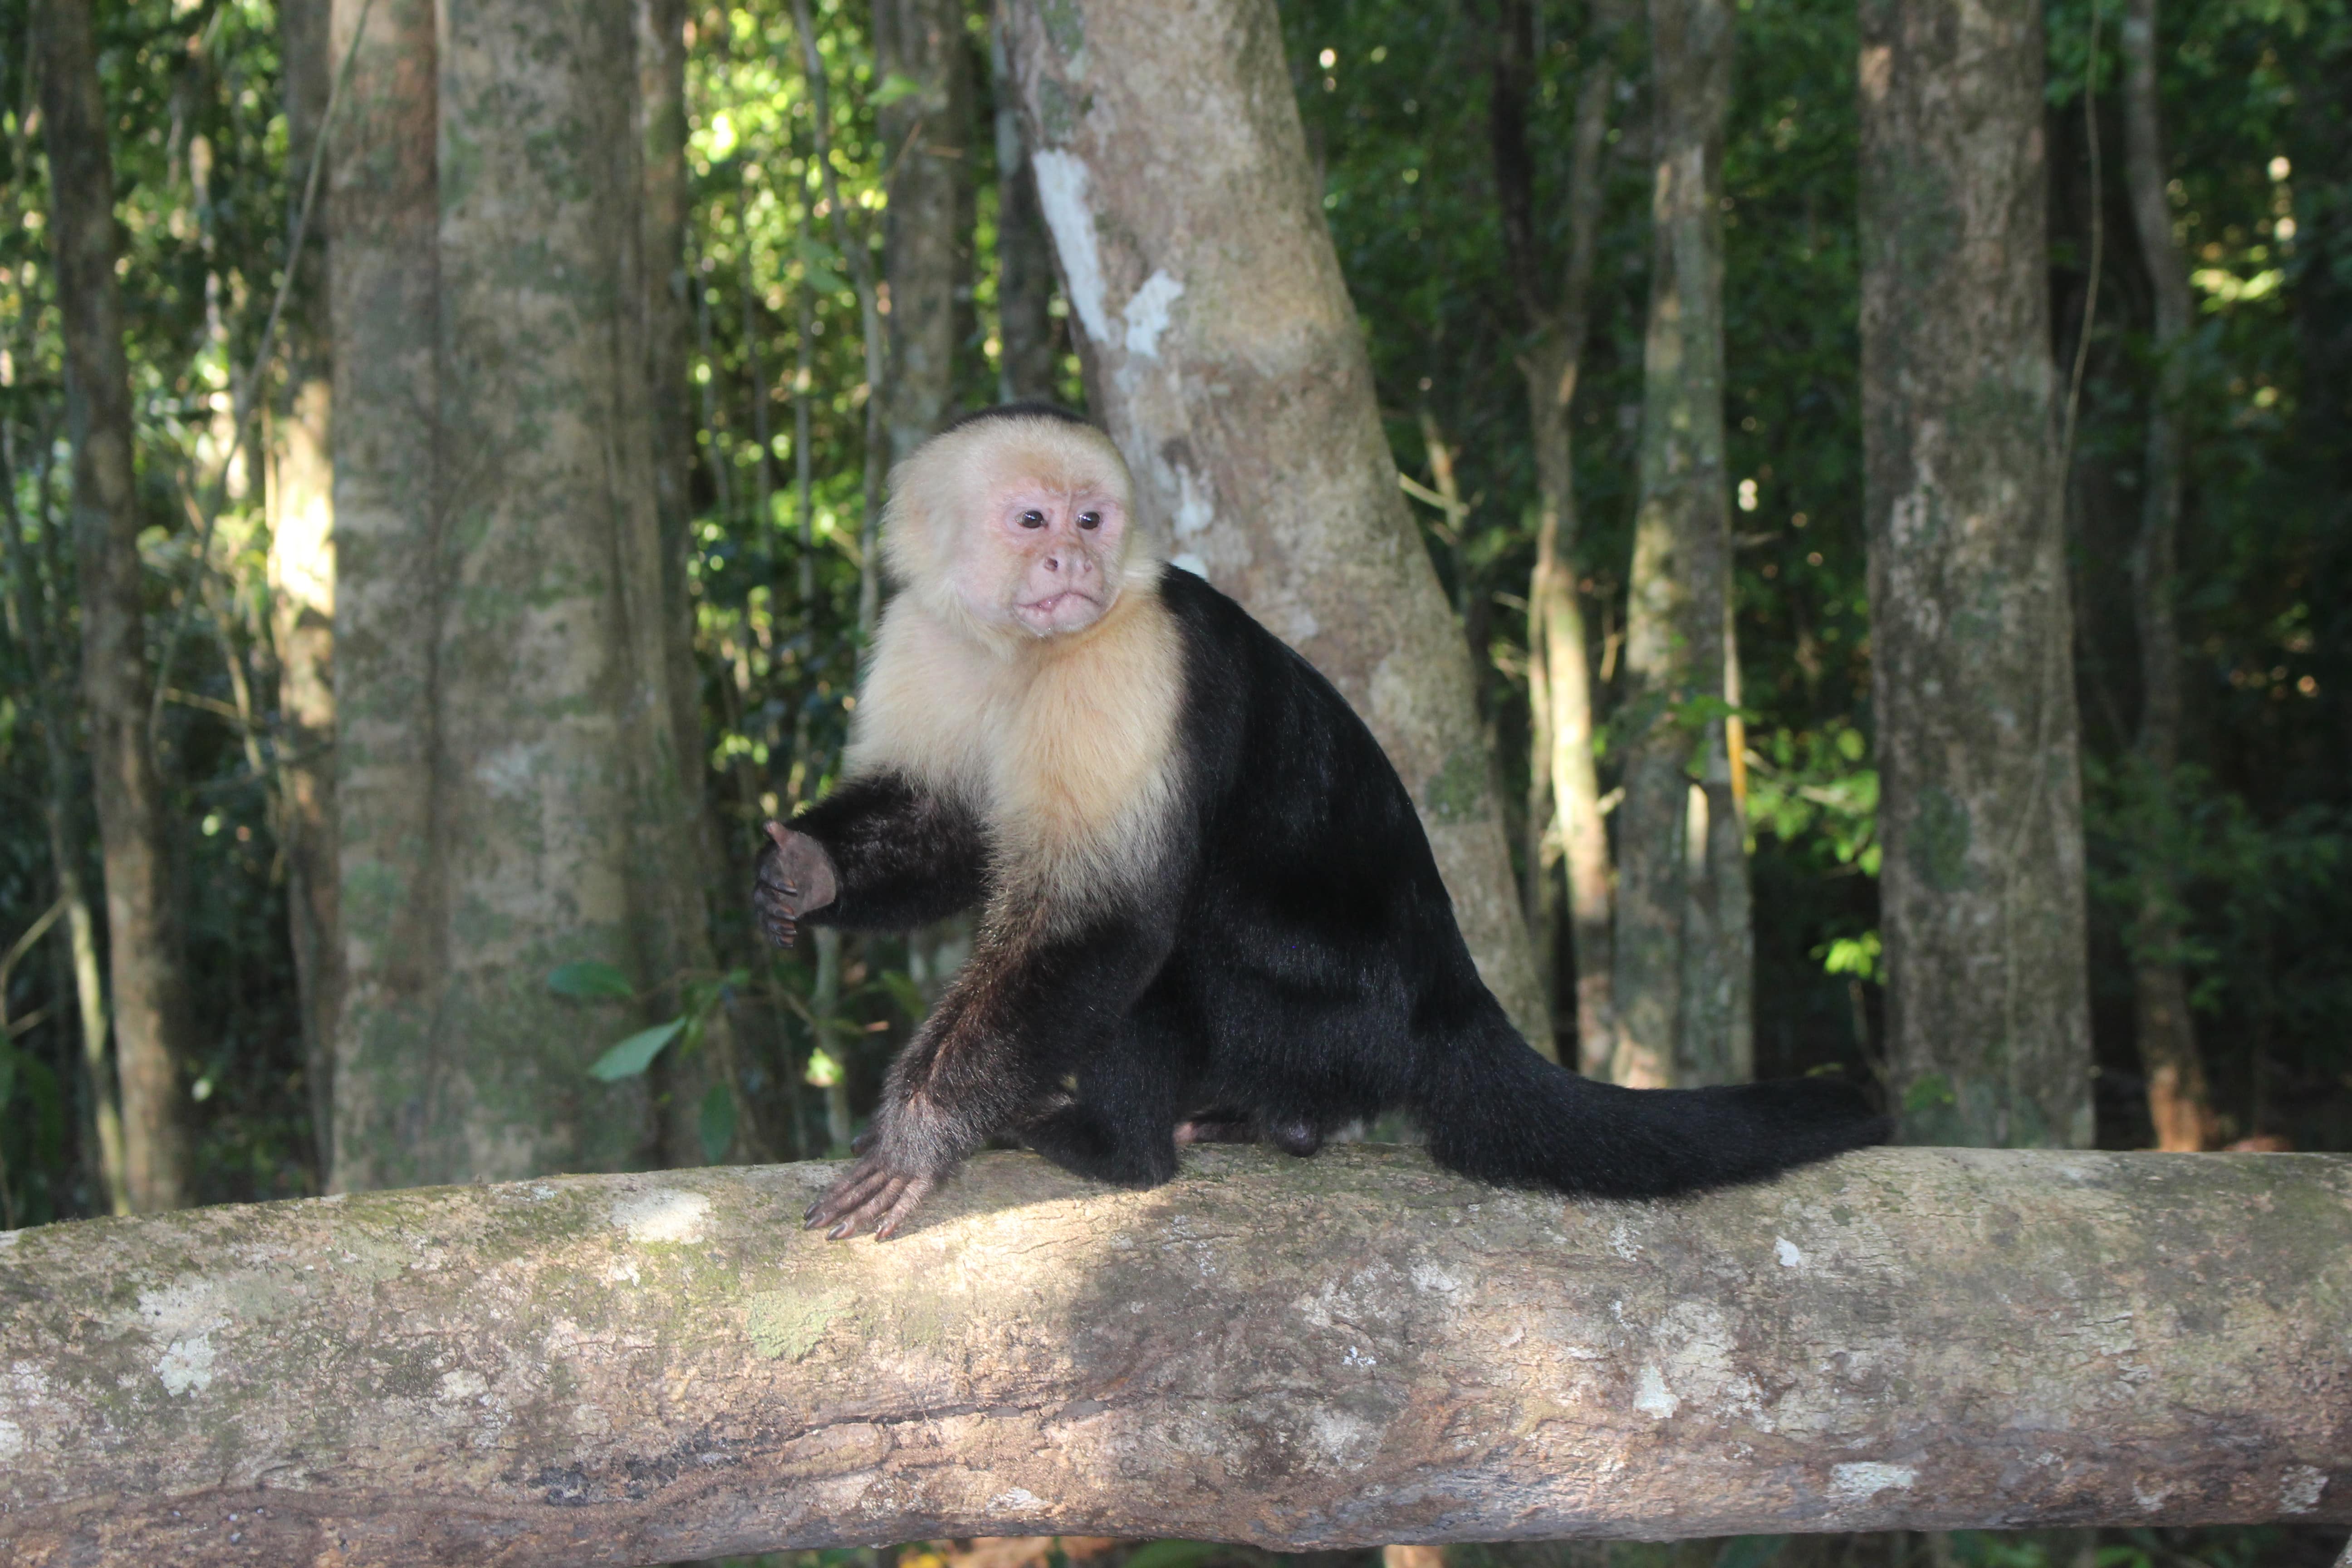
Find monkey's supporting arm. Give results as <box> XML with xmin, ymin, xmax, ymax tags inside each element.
<box><xmin>804</xmin><ymin>906</ymin><xmax>1177</xmax><ymax>1238</ymax></box>
<box><xmin>5</xmin><ymin>1148</ymin><xmax>2347</xmax><ymax>1564</ymax></box>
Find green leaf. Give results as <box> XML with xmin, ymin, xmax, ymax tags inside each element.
<box><xmin>549</xmin><ymin>960</ymin><xmax>635</xmax><ymax>1001</ymax></box>
<box><xmin>880</xmin><ymin>969</ymin><xmax>927</xmax><ymax>1021</ymax></box>
<box><xmin>699</xmin><ymin>1083</ymin><xmax>738</xmax><ymax>1164</ymax></box>
<box><xmin>589</xmin><ymin>1019</ymin><xmax>685</xmax><ymax>1082</ymax></box>
<box><xmin>869</xmin><ymin>70</ymin><xmax>924</xmax><ymax>107</ymax></box>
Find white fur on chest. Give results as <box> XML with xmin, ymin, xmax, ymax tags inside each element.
<box><xmin>846</xmin><ymin>591</ymin><xmax>1186</xmax><ymax>908</ymax></box>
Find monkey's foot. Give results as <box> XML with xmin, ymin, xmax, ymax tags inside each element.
<box><xmin>803</xmin><ymin>1152</ymin><xmax>936</xmax><ymax>1241</ymax></box>
<box><xmin>1174</xmin><ymin>1117</ymin><xmax>1255</xmax><ymax>1145</ymax></box>
<box><xmin>1174</xmin><ymin>1116</ymin><xmax>1323</xmax><ymax>1157</ymax></box>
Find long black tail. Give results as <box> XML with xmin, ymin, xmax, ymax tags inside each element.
<box><xmin>1412</xmin><ymin>1019</ymin><xmax>1890</xmax><ymax>1200</ymax></box>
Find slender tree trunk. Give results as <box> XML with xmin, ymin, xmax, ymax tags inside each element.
<box><xmin>328</xmin><ymin>0</ymin><xmax>725</xmax><ymax>1187</ymax></box>
<box><xmin>990</xmin><ymin>15</ymin><xmax>1059</xmax><ymax>403</ymax></box>
<box><xmin>1612</xmin><ymin>0</ymin><xmax>1744</xmax><ymax>1089</ymax></box>
<box><xmin>876</xmin><ymin>0</ymin><xmax>976</xmax><ymax>456</ymax></box>
<box><xmin>1495</xmin><ymin>0</ymin><xmax>1623</xmax><ymax>1075</ymax></box>
<box><xmin>269</xmin><ymin>0</ymin><xmax>342</xmax><ymax>1184</ymax></box>
<box><xmin>2120</xmin><ymin>0</ymin><xmax>2215</xmax><ymax>1152</ymax></box>
<box><xmin>1000</xmin><ymin>0</ymin><xmax>1554</xmax><ymax>1052</ymax></box>
<box><xmin>1859</xmin><ymin>0</ymin><xmax>2094</xmax><ymax>1149</ymax></box>
<box><xmin>35</xmin><ymin>0</ymin><xmax>196</xmax><ymax>1211</ymax></box>
<box><xmin>638</xmin><ymin>0</ymin><xmax>713</xmax><ymax>858</ymax></box>
<box><xmin>0</xmin><ymin>427</ymin><xmax>130</xmax><ymax>1214</ymax></box>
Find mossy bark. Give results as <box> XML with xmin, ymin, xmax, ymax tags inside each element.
<box><xmin>1859</xmin><ymin>0</ymin><xmax>2095</xmax><ymax>1149</ymax></box>
<box><xmin>1000</xmin><ymin>0</ymin><xmax>1552</xmax><ymax>1052</ymax></box>
<box><xmin>3</xmin><ymin>1146</ymin><xmax>2348</xmax><ymax>1565</ymax></box>
<box><xmin>327</xmin><ymin>0</ymin><xmax>721</xmax><ymax>1189</ymax></box>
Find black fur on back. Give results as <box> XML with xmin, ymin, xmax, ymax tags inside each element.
<box><xmin>1104</xmin><ymin>564</ymin><xmax>1889</xmax><ymax>1199</ymax></box>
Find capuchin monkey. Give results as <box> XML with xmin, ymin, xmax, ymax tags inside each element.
<box><xmin>757</xmin><ymin>403</ymin><xmax>1887</xmax><ymax>1240</ymax></box>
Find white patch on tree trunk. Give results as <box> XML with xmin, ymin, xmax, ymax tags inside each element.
<box><xmin>2280</xmin><ymin>1465</ymin><xmax>2327</xmax><ymax>1513</ymax></box>
<box><xmin>1775</xmin><ymin>1237</ymin><xmax>1805</xmax><ymax>1269</ymax></box>
<box><xmin>1633</xmin><ymin>1363</ymin><xmax>1679</xmax><ymax>1419</ymax></box>
<box><xmin>1832</xmin><ymin>1462</ymin><xmax>1918</xmax><ymax>1501</ymax></box>
<box><xmin>1122</xmin><ymin>270</ymin><xmax>1185</xmax><ymax>359</ymax></box>
<box><xmin>610</xmin><ymin>1188</ymin><xmax>712</xmax><ymax>1244</ymax></box>
<box><xmin>1031</xmin><ymin>151</ymin><xmax>1112</xmax><ymax>345</ymax></box>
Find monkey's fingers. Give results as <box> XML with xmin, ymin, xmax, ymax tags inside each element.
<box><xmin>867</xmin><ymin>1175</ymin><xmax>936</xmax><ymax>1241</ymax></box>
<box><xmin>1175</xmin><ymin>1117</ymin><xmax>1256</xmax><ymax>1145</ymax></box>
<box><xmin>803</xmin><ymin>1157</ymin><xmax>892</xmax><ymax>1230</ymax></box>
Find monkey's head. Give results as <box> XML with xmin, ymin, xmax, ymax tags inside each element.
<box><xmin>882</xmin><ymin>405</ymin><xmax>1155</xmax><ymax>644</ymax></box>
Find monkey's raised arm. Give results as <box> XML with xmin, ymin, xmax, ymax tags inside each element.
<box><xmin>754</xmin><ymin>771</ymin><xmax>987</xmax><ymax>945</ymax></box>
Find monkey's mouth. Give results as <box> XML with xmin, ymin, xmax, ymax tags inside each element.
<box><xmin>1015</xmin><ymin>590</ymin><xmax>1105</xmax><ymax>630</ymax></box>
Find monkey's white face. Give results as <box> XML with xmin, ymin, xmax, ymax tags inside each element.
<box><xmin>961</xmin><ymin>480</ymin><xmax>1130</xmax><ymax>638</ymax></box>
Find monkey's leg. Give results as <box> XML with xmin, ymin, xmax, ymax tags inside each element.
<box><xmin>758</xmin><ymin>771</ymin><xmax>988</xmax><ymax>945</ymax></box>
<box><xmin>804</xmin><ymin>911</ymin><xmax>1176</xmax><ymax>1240</ymax></box>
<box><xmin>1023</xmin><ymin>1017</ymin><xmax>1183</xmax><ymax>1188</ymax></box>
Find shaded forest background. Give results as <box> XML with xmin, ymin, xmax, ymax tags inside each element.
<box><xmin>0</xmin><ymin>0</ymin><xmax>2348</xmax><ymax>1560</ymax></box>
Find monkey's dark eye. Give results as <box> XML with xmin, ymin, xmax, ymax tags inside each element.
<box><xmin>1078</xmin><ymin>511</ymin><xmax>1102</xmax><ymax>530</ymax></box>
<box><xmin>1019</xmin><ymin>510</ymin><xmax>1047</xmax><ymax>529</ymax></box>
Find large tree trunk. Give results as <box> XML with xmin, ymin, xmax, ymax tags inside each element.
<box><xmin>269</xmin><ymin>0</ymin><xmax>342</xmax><ymax>1184</ymax></box>
<box><xmin>990</xmin><ymin>15</ymin><xmax>1060</xmax><ymax>403</ymax></box>
<box><xmin>1611</xmin><ymin>0</ymin><xmax>1747</xmax><ymax>1089</ymax></box>
<box><xmin>35</xmin><ymin>0</ymin><xmax>196</xmax><ymax>1212</ymax></box>
<box><xmin>327</xmin><ymin>0</ymin><xmax>722</xmax><ymax>1188</ymax></box>
<box><xmin>1494</xmin><ymin>0</ymin><xmax>1624</xmax><ymax>1075</ymax></box>
<box><xmin>4</xmin><ymin>1147</ymin><xmax>2348</xmax><ymax>1566</ymax></box>
<box><xmin>876</xmin><ymin>0</ymin><xmax>977</xmax><ymax>457</ymax></box>
<box><xmin>2119</xmin><ymin>0</ymin><xmax>2216</xmax><ymax>1153</ymax></box>
<box><xmin>1859</xmin><ymin>0</ymin><xmax>2094</xmax><ymax>1149</ymax></box>
<box><xmin>1000</xmin><ymin>0</ymin><xmax>1553</xmax><ymax>1051</ymax></box>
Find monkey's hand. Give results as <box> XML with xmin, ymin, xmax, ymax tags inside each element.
<box><xmin>803</xmin><ymin>1128</ymin><xmax>938</xmax><ymax>1241</ymax></box>
<box><xmin>754</xmin><ymin>822</ymin><xmax>838</xmax><ymax>949</ymax></box>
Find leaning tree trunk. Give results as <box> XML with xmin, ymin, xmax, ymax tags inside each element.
<box><xmin>1612</xmin><ymin>0</ymin><xmax>1747</xmax><ymax>1090</ymax></box>
<box><xmin>4</xmin><ymin>1147</ymin><xmax>2348</xmax><ymax>1566</ymax></box>
<box><xmin>1859</xmin><ymin>0</ymin><xmax>2094</xmax><ymax>1149</ymax></box>
<box><xmin>269</xmin><ymin>0</ymin><xmax>342</xmax><ymax>1184</ymax></box>
<box><xmin>2119</xmin><ymin>0</ymin><xmax>2216</xmax><ymax>1152</ymax></box>
<box><xmin>327</xmin><ymin>0</ymin><xmax>726</xmax><ymax>1189</ymax></box>
<box><xmin>1000</xmin><ymin>0</ymin><xmax>1553</xmax><ymax>1051</ymax></box>
<box><xmin>35</xmin><ymin>0</ymin><xmax>196</xmax><ymax>1212</ymax></box>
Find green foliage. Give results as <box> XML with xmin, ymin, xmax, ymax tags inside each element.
<box><xmin>588</xmin><ymin>1020</ymin><xmax>688</xmax><ymax>1083</ymax></box>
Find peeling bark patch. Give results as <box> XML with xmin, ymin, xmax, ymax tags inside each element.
<box><xmin>1832</xmin><ymin>1462</ymin><xmax>1918</xmax><ymax>1501</ymax></box>
<box><xmin>746</xmin><ymin>1288</ymin><xmax>855</xmax><ymax>1360</ymax></box>
<box><xmin>1775</xmin><ymin>1237</ymin><xmax>1805</xmax><ymax>1268</ymax></box>
<box><xmin>610</xmin><ymin>1188</ymin><xmax>712</xmax><ymax>1244</ymax></box>
<box><xmin>0</xmin><ymin>1417</ymin><xmax>23</xmax><ymax>1458</ymax></box>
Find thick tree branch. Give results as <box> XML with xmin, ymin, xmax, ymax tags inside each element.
<box><xmin>2</xmin><ymin>1147</ymin><xmax>2347</xmax><ymax>1566</ymax></box>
